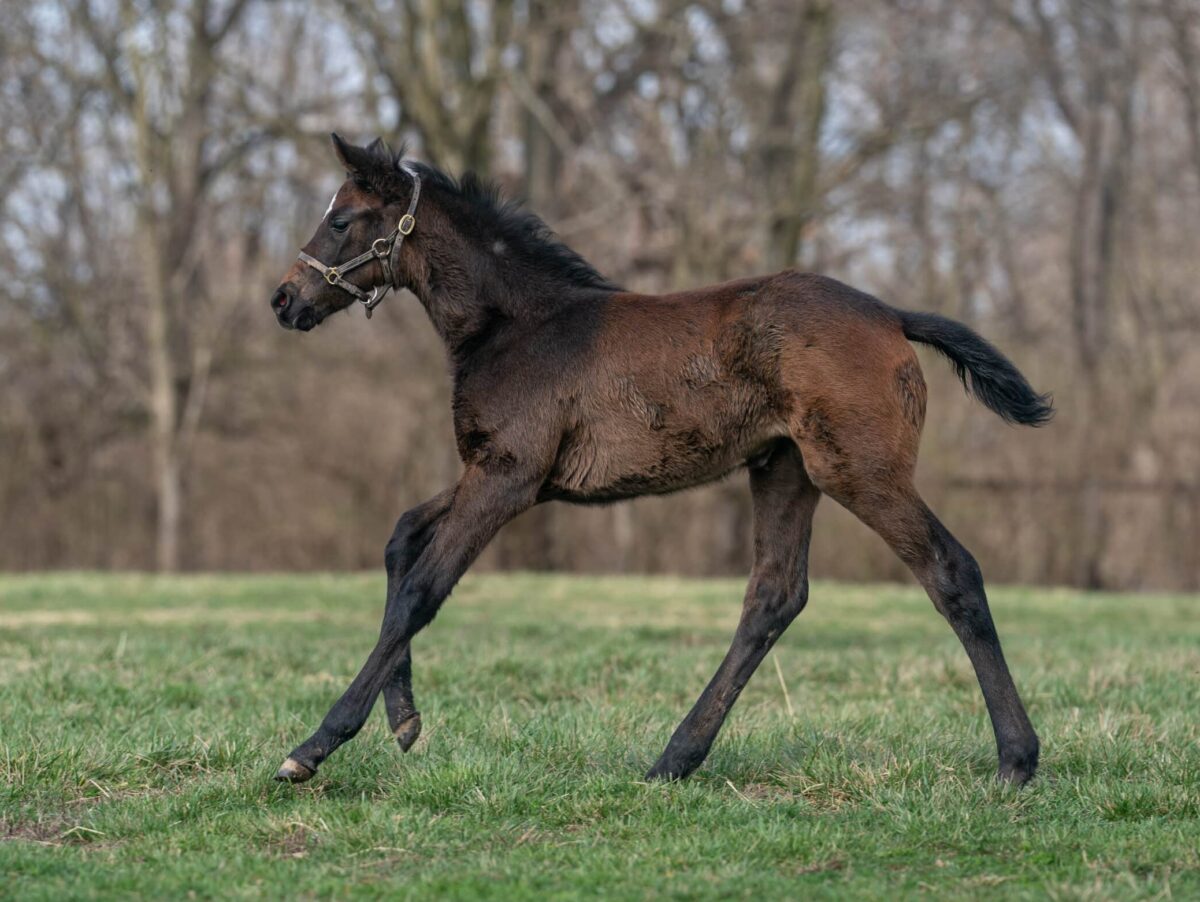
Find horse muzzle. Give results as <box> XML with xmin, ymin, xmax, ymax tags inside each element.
<box><xmin>271</xmin><ymin>284</ymin><xmax>319</xmax><ymax>332</ymax></box>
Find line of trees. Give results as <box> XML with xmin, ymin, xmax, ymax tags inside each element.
<box><xmin>2</xmin><ymin>0</ymin><xmax>1198</xmax><ymax>589</ymax></box>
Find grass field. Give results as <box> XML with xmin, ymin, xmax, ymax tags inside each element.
<box><xmin>0</xmin><ymin>573</ymin><xmax>1197</xmax><ymax>899</ymax></box>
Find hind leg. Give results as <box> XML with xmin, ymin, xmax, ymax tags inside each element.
<box><xmin>803</xmin><ymin>449</ymin><xmax>1039</xmax><ymax>784</ymax></box>
<box><xmin>647</xmin><ymin>441</ymin><xmax>819</xmax><ymax>781</ymax></box>
<box><xmin>785</xmin><ymin>324</ymin><xmax>1038</xmax><ymax>782</ymax></box>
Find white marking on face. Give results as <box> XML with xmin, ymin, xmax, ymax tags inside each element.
<box><xmin>323</xmin><ymin>191</ymin><xmax>338</xmax><ymax>221</ymax></box>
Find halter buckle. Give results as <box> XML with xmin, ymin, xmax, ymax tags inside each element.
<box><xmin>398</xmin><ymin>214</ymin><xmax>416</xmax><ymax>236</ymax></box>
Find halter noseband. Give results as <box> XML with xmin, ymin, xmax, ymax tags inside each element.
<box><xmin>296</xmin><ymin>165</ymin><xmax>422</xmax><ymax>319</ymax></box>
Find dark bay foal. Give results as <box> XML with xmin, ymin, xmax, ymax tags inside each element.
<box><xmin>268</xmin><ymin>135</ymin><xmax>1052</xmax><ymax>787</ymax></box>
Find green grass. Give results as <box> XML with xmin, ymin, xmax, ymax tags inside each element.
<box><xmin>1</xmin><ymin>573</ymin><xmax>1197</xmax><ymax>899</ymax></box>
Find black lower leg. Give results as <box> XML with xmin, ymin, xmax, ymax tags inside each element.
<box><xmin>277</xmin><ymin>637</ymin><xmax>406</xmax><ymax>781</ymax></box>
<box><xmin>383</xmin><ymin>645</ymin><xmax>422</xmax><ymax>752</ymax></box>
<box><xmin>375</xmin><ymin>492</ymin><xmax>452</xmax><ymax>758</ymax></box>
<box><xmin>275</xmin><ymin>469</ymin><xmax>535</xmax><ymax>783</ymax></box>
<box><xmin>646</xmin><ymin>579</ymin><xmax>810</xmax><ymax>780</ymax></box>
<box><xmin>914</xmin><ymin>508</ymin><xmax>1039</xmax><ymax>784</ymax></box>
<box><xmin>648</xmin><ymin>443</ymin><xmax>819</xmax><ymax>781</ymax></box>
<box><xmin>936</xmin><ymin>522</ymin><xmax>1038</xmax><ymax>781</ymax></box>
<box><xmin>277</xmin><ymin>579</ymin><xmax>447</xmax><ymax>781</ymax></box>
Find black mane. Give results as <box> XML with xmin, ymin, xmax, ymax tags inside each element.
<box><xmin>357</xmin><ymin>141</ymin><xmax>620</xmax><ymax>294</ymax></box>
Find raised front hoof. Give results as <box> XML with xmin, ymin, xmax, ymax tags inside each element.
<box><xmin>274</xmin><ymin>757</ymin><xmax>317</xmax><ymax>784</ymax></box>
<box><xmin>392</xmin><ymin>713</ymin><xmax>422</xmax><ymax>753</ymax></box>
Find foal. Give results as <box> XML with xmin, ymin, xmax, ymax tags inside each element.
<box><xmin>268</xmin><ymin>135</ymin><xmax>1051</xmax><ymax>787</ymax></box>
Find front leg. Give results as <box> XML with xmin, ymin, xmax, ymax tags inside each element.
<box><xmin>276</xmin><ymin>467</ymin><xmax>539</xmax><ymax>783</ymax></box>
<box><xmin>380</xmin><ymin>490</ymin><xmax>455</xmax><ymax>753</ymax></box>
<box><xmin>383</xmin><ymin>647</ymin><xmax>422</xmax><ymax>753</ymax></box>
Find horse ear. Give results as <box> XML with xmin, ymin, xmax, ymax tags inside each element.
<box><xmin>331</xmin><ymin>133</ymin><xmax>367</xmax><ymax>174</ymax></box>
<box><xmin>365</xmin><ymin>136</ymin><xmax>393</xmax><ymax>159</ymax></box>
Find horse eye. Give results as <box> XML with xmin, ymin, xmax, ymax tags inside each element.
<box><xmin>330</xmin><ymin>218</ymin><xmax>349</xmax><ymax>233</ymax></box>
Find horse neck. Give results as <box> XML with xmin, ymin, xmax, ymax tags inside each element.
<box><xmin>402</xmin><ymin>205</ymin><xmax>587</xmax><ymax>358</ymax></box>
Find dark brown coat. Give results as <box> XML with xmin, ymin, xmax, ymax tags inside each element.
<box><xmin>268</xmin><ymin>136</ymin><xmax>1051</xmax><ymax>788</ymax></box>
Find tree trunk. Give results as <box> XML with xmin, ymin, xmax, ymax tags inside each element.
<box><xmin>139</xmin><ymin>216</ymin><xmax>182</xmax><ymax>572</ymax></box>
<box><xmin>1065</xmin><ymin>8</ymin><xmax>1136</xmax><ymax>589</ymax></box>
<box><xmin>1165</xmin><ymin>0</ymin><xmax>1200</xmax><ymax>190</ymax></box>
<box><xmin>763</xmin><ymin>0</ymin><xmax>833</xmax><ymax>270</ymax></box>
<box><xmin>521</xmin><ymin>0</ymin><xmax>569</xmax><ymax>213</ymax></box>
<box><xmin>155</xmin><ymin>441</ymin><xmax>183</xmax><ymax>572</ymax></box>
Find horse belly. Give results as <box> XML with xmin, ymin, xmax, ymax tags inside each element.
<box><xmin>545</xmin><ymin>413</ymin><xmax>782</xmax><ymax>503</ymax></box>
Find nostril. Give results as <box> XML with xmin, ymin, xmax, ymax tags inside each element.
<box><xmin>272</xmin><ymin>288</ymin><xmax>290</xmax><ymax>310</ymax></box>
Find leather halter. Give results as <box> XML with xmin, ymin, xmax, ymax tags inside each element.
<box><xmin>296</xmin><ymin>165</ymin><xmax>421</xmax><ymax>319</ymax></box>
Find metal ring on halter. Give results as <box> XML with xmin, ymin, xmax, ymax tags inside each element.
<box><xmin>362</xmin><ymin>284</ymin><xmax>391</xmax><ymax>319</ymax></box>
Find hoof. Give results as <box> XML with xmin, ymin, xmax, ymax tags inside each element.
<box><xmin>644</xmin><ymin>766</ymin><xmax>681</xmax><ymax>782</ymax></box>
<box><xmin>393</xmin><ymin>713</ymin><xmax>422</xmax><ymax>753</ymax></box>
<box><xmin>998</xmin><ymin>744</ymin><xmax>1040</xmax><ymax>786</ymax></box>
<box><xmin>998</xmin><ymin>762</ymin><xmax>1037</xmax><ymax>786</ymax></box>
<box><xmin>645</xmin><ymin>745</ymin><xmax>704</xmax><ymax>782</ymax></box>
<box><xmin>645</xmin><ymin>760</ymin><xmax>690</xmax><ymax>782</ymax></box>
<box><xmin>275</xmin><ymin>757</ymin><xmax>316</xmax><ymax>784</ymax></box>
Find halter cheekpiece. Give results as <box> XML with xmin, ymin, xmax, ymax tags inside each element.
<box><xmin>296</xmin><ymin>164</ymin><xmax>422</xmax><ymax>319</ymax></box>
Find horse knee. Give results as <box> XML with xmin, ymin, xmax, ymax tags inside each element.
<box><xmin>379</xmin><ymin>586</ymin><xmax>420</xmax><ymax>646</ymax></box>
<box><xmin>384</xmin><ymin>509</ymin><xmax>428</xmax><ymax>572</ymax></box>
<box><xmin>384</xmin><ymin>535</ymin><xmax>403</xmax><ymax>573</ymax></box>
<box><xmin>382</xmin><ymin>571</ymin><xmax>451</xmax><ymax>641</ymax></box>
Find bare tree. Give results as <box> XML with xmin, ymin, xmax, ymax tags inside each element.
<box><xmin>3</xmin><ymin>0</ymin><xmax>1199</xmax><ymax>588</ymax></box>
<box><xmin>336</xmin><ymin>0</ymin><xmax>516</xmax><ymax>172</ymax></box>
<box><xmin>11</xmin><ymin>0</ymin><xmax>345</xmax><ymax>570</ymax></box>
<box><xmin>1164</xmin><ymin>0</ymin><xmax>1200</xmax><ymax>190</ymax></box>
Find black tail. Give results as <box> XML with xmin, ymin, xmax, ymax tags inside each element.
<box><xmin>897</xmin><ymin>309</ymin><xmax>1053</xmax><ymax>426</ymax></box>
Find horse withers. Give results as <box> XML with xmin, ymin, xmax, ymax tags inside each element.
<box><xmin>267</xmin><ymin>134</ymin><xmax>1052</xmax><ymax>787</ymax></box>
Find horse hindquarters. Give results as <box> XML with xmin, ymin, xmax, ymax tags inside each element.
<box><xmin>785</xmin><ymin>343</ymin><xmax>1039</xmax><ymax>784</ymax></box>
